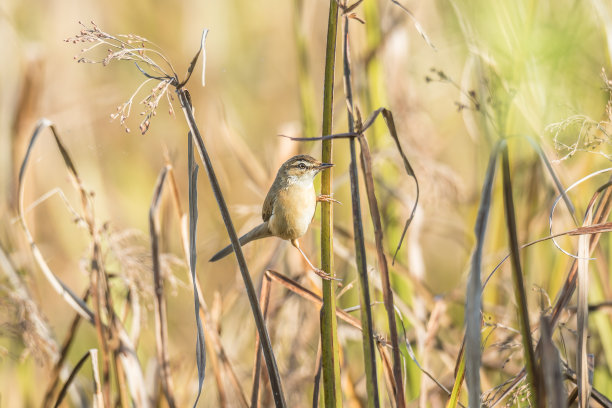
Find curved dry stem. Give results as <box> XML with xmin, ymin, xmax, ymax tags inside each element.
<box><xmin>17</xmin><ymin>119</ymin><xmax>149</xmax><ymax>407</ymax></box>
<box><xmin>17</xmin><ymin>119</ymin><xmax>94</xmax><ymax>323</ymax></box>
<box><xmin>549</xmin><ymin>168</ymin><xmax>612</xmax><ymax>259</ymax></box>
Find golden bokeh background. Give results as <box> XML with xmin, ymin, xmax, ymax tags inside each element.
<box><xmin>1</xmin><ymin>0</ymin><xmax>612</xmax><ymax>406</ymax></box>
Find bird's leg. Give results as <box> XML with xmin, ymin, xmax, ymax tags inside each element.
<box><xmin>317</xmin><ymin>194</ymin><xmax>341</xmax><ymax>204</ymax></box>
<box><xmin>291</xmin><ymin>239</ymin><xmax>341</xmax><ymax>281</ymax></box>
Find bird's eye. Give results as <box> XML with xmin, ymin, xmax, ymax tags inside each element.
<box><xmin>298</xmin><ymin>163</ymin><xmax>306</xmax><ymax>170</ymax></box>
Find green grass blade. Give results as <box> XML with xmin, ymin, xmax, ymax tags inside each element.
<box><xmin>500</xmin><ymin>143</ymin><xmax>540</xmax><ymax>406</ymax></box>
<box><xmin>465</xmin><ymin>141</ymin><xmax>501</xmax><ymax>408</ymax></box>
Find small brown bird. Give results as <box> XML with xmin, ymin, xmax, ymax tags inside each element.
<box><xmin>210</xmin><ymin>154</ymin><xmax>337</xmax><ymax>279</ymax></box>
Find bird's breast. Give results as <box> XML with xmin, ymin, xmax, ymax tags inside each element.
<box><xmin>268</xmin><ymin>184</ymin><xmax>316</xmax><ymax>240</ymax></box>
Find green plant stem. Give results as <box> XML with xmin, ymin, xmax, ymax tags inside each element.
<box><xmin>320</xmin><ymin>0</ymin><xmax>342</xmax><ymax>406</ymax></box>
<box><xmin>342</xmin><ymin>14</ymin><xmax>379</xmax><ymax>408</ymax></box>
<box><xmin>447</xmin><ymin>341</ymin><xmax>466</xmax><ymax>408</ymax></box>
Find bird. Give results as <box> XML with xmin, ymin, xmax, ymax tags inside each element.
<box><xmin>209</xmin><ymin>154</ymin><xmax>338</xmax><ymax>280</ymax></box>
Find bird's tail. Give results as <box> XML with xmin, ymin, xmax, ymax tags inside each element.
<box><xmin>209</xmin><ymin>222</ymin><xmax>272</xmax><ymax>262</ymax></box>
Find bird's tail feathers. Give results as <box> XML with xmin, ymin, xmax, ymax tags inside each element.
<box><xmin>209</xmin><ymin>222</ymin><xmax>272</xmax><ymax>262</ymax></box>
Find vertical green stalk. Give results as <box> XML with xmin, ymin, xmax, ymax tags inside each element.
<box><xmin>320</xmin><ymin>0</ymin><xmax>341</xmax><ymax>406</ymax></box>
<box><xmin>342</xmin><ymin>14</ymin><xmax>379</xmax><ymax>408</ymax></box>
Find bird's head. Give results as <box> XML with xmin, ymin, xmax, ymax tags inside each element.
<box><xmin>280</xmin><ymin>155</ymin><xmax>333</xmax><ymax>184</ymax></box>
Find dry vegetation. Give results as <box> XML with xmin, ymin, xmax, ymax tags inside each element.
<box><xmin>1</xmin><ymin>0</ymin><xmax>612</xmax><ymax>407</ymax></box>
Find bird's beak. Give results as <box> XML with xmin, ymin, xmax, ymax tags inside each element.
<box><xmin>317</xmin><ymin>162</ymin><xmax>334</xmax><ymax>171</ymax></box>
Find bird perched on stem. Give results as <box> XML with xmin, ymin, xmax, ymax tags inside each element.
<box><xmin>209</xmin><ymin>154</ymin><xmax>338</xmax><ymax>280</ymax></box>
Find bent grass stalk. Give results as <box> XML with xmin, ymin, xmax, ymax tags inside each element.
<box><xmin>66</xmin><ymin>24</ymin><xmax>287</xmax><ymax>407</ymax></box>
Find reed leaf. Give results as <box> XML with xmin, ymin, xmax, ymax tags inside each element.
<box><xmin>187</xmin><ymin>133</ymin><xmax>207</xmax><ymax>407</ymax></box>
<box><xmin>500</xmin><ymin>143</ymin><xmax>540</xmax><ymax>405</ymax></box>
<box><xmin>341</xmin><ymin>11</ymin><xmax>379</xmax><ymax>407</ymax></box>
<box><xmin>465</xmin><ymin>141</ymin><xmax>501</xmax><ymax>408</ymax></box>
<box><xmin>356</xmin><ymin>124</ymin><xmax>405</xmax><ymax>407</ymax></box>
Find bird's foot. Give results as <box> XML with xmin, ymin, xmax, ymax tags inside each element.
<box><xmin>317</xmin><ymin>194</ymin><xmax>341</xmax><ymax>204</ymax></box>
<box><xmin>312</xmin><ymin>267</ymin><xmax>342</xmax><ymax>282</ymax></box>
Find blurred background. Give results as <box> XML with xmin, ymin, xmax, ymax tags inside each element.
<box><xmin>1</xmin><ymin>0</ymin><xmax>612</xmax><ymax>406</ymax></box>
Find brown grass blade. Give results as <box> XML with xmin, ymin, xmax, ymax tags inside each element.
<box><xmin>577</xmin><ymin>205</ymin><xmax>593</xmax><ymax>408</ymax></box>
<box><xmin>17</xmin><ymin>119</ymin><xmax>94</xmax><ymax>323</ymax></box>
<box><xmin>204</xmin><ymin>330</ymin><xmax>227</xmax><ymax>407</ymax></box>
<box><xmin>549</xmin><ymin>176</ymin><xmax>612</xmax><ymax>328</ymax></box>
<box><xmin>264</xmin><ymin>270</ymin><xmax>362</xmax><ymax>330</ymax></box>
<box><xmin>251</xmin><ymin>270</ymin><xmax>273</xmax><ymax>408</ymax></box>
<box><xmin>357</xmin><ymin>128</ymin><xmax>405</xmax><ymax>407</ymax></box>
<box><xmin>18</xmin><ymin>119</ymin><xmax>149</xmax><ymax>407</ymax></box>
<box><xmin>376</xmin><ymin>341</ymin><xmax>397</xmax><ymax>405</ymax></box>
<box><xmin>42</xmin><ymin>290</ymin><xmax>88</xmax><ymax>407</ymax></box>
<box><xmin>149</xmin><ymin>164</ymin><xmax>177</xmax><ymax>408</ymax></box>
<box><xmin>89</xmin><ymin>242</ymin><xmax>111</xmax><ymax>407</ymax></box>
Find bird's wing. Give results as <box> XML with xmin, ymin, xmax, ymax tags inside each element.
<box><xmin>262</xmin><ymin>184</ymin><xmax>276</xmax><ymax>222</ymax></box>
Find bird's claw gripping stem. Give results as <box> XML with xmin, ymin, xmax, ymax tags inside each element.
<box><xmin>317</xmin><ymin>194</ymin><xmax>341</xmax><ymax>204</ymax></box>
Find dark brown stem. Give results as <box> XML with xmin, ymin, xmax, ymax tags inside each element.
<box><xmin>177</xmin><ymin>88</ymin><xmax>286</xmax><ymax>408</ymax></box>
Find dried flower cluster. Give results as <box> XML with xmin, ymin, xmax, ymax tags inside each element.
<box><xmin>65</xmin><ymin>21</ymin><xmax>177</xmax><ymax>134</ymax></box>
<box><xmin>546</xmin><ymin>68</ymin><xmax>612</xmax><ymax>162</ymax></box>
